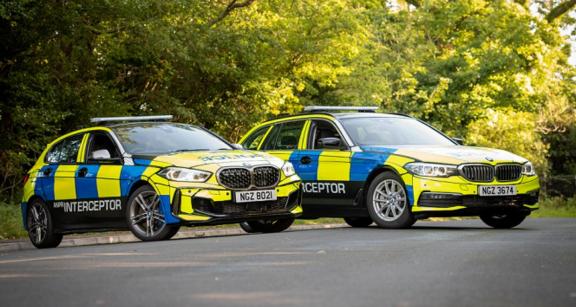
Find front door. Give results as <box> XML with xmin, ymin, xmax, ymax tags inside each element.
<box><xmin>300</xmin><ymin>120</ymin><xmax>357</xmax><ymax>206</ymax></box>
<box><xmin>76</xmin><ymin>131</ymin><xmax>125</xmax><ymax>227</ymax></box>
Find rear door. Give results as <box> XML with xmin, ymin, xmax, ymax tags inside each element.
<box><xmin>241</xmin><ymin>125</ymin><xmax>272</xmax><ymax>151</ymax></box>
<box><xmin>259</xmin><ymin>120</ymin><xmax>308</xmax><ymax>169</ymax></box>
<box><xmin>38</xmin><ymin>133</ymin><xmax>85</xmax><ymax>226</ymax></box>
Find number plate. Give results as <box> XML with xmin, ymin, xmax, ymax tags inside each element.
<box><xmin>478</xmin><ymin>185</ymin><xmax>517</xmax><ymax>196</ymax></box>
<box><xmin>234</xmin><ymin>190</ymin><xmax>277</xmax><ymax>203</ymax></box>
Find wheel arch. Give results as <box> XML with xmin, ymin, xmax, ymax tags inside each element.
<box><xmin>127</xmin><ymin>180</ymin><xmax>152</xmax><ymax>198</ymax></box>
<box><xmin>363</xmin><ymin>165</ymin><xmax>401</xmax><ymax>190</ymax></box>
<box><xmin>125</xmin><ymin>179</ymin><xmax>180</xmax><ymax>225</ymax></box>
<box><xmin>359</xmin><ymin>165</ymin><xmax>409</xmax><ymax>206</ymax></box>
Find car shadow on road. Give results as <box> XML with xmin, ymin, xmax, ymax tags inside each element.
<box><xmin>348</xmin><ymin>224</ymin><xmax>534</xmax><ymax>231</ymax></box>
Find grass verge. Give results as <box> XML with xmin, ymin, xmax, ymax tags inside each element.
<box><xmin>530</xmin><ymin>197</ymin><xmax>576</xmax><ymax>218</ymax></box>
<box><xmin>0</xmin><ymin>203</ymin><xmax>27</xmax><ymax>240</ymax></box>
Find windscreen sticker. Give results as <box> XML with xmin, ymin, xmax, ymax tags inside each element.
<box><xmin>199</xmin><ymin>153</ymin><xmax>267</xmax><ymax>162</ymax></box>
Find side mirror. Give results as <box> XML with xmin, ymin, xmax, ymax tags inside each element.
<box><xmin>89</xmin><ymin>149</ymin><xmax>122</xmax><ymax>164</ymax></box>
<box><xmin>317</xmin><ymin>137</ymin><xmax>342</xmax><ymax>150</ymax></box>
<box><xmin>231</xmin><ymin>143</ymin><xmax>245</xmax><ymax>150</ymax></box>
<box><xmin>452</xmin><ymin>137</ymin><xmax>464</xmax><ymax>145</ymax></box>
<box><xmin>92</xmin><ymin>149</ymin><xmax>111</xmax><ymax>159</ymax></box>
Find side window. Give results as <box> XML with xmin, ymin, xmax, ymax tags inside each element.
<box><xmin>242</xmin><ymin>126</ymin><xmax>270</xmax><ymax>150</ymax></box>
<box><xmin>263</xmin><ymin>121</ymin><xmax>305</xmax><ymax>150</ymax></box>
<box><xmin>45</xmin><ymin>134</ymin><xmax>84</xmax><ymax>164</ymax></box>
<box><xmin>310</xmin><ymin>120</ymin><xmax>343</xmax><ymax>149</ymax></box>
<box><xmin>87</xmin><ymin>132</ymin><xmax>120</xmax><ymax>161</ymax></box>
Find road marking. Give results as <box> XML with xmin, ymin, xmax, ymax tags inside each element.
<box><xmin>0</xmin><ymin>252</ymin><xmax>151</xmax><ymax>265</ymax></box>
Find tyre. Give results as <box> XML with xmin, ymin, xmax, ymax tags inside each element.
<box><xmin>480</xmin><ymin>212</ymin><xmax>527</xmax><ymax>229</ymax></box>
<box><xmin>126</xmin><ymin>185</ymin><xmax>180</xmax><ymax>241</ymax></box>
<box><xmin>27</xmin><ymin>199</ymin><xmax>63</xmax><ymax>248</ymax></box>
<box><xmin>366</xmin><ymin>172</ymin><xmax>416</xmax><ymax>229</ymax></box>
<box><xmin>239</xmin><ymin>218</ymin><xmax>295</xmax><ymax>233</ymax></box>
<box><xmin>344</xmin><ymin>217</ymin><xmax>373</xmax><ymax>227</ymax></box>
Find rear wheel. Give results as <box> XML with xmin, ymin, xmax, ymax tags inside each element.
<box><xmin>27</xmin><ymin>199</ymin><xmax>63</xmax><ymax>248</ymax></box>
<box><xmin>344</xmin><ymin>217</ymin><xmax>373</xmax><ymax>227</ymax></box>
<box><xmin>126</xmin><ymin>185</ymin><xmax>180</xmax><ymax>241</ymax></box>
<box><xmin>240</xmin><ymin>218</ymin><xmax>295</xmax><ymax>233</ymax></box>
<box><xmin>480</xmin><ymin>212</ymin><xmax>527</xmax><ymax>229</ymax></box>
<box><xmin>366</xmin><ymin>172</ymin><xmax>416</xmax><ymax>229</ymax></box>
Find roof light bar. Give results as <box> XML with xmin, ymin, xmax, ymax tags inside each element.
<box><xmin>303</xmin><ymin>106</ymin><xmax>379</xmax><ymax>113</ymax></box>
<box><xmin>90</xmin><ymin>115</ymin><xmax>173</xmax><ymax>124</ymax></box>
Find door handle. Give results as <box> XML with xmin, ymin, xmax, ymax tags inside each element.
<box><xmin>300</xmin><ymin>156</ymin><xmax>312</xmax><ymax>165</ymax></box>
<box><xmin>43</xmin><ymin>168</ymin><xmax>52</xmax><ymax>176</ymax></box>
<box><xmin>78</xmin><ymin>167</ymin><xmax>88</xmax><ymax>177</ymax></box>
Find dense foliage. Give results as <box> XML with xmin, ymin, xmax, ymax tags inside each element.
<box><xmin>1</xmin><ymin>0</ymin><xmax>575</xmax><ymax>201</ymax></box>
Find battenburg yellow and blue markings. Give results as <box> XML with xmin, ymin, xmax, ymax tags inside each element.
<box><xmin>29</xmin><ymin>159</ymin><xmax>180</xmax><ymax>225</ymax></box>
<box><xmin>288</xmin><ymin>148</ymin><xmax>415</xmax><ymax>206</ymax></box>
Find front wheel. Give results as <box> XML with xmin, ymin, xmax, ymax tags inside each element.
<box><xmin>240</xmin><ymin>218</ymin><xmax>295</xmax><ymax>233</ymax></box>
<box><xmin>27</xmin><ymin>199</ymin><xmax>63</xmax><ymax>248</ymax></box>
<box><xmin>126</xmin><ymin>185</ymin><xmax>180</xmax><ymax>241</ymax></box>
<box><xmin>480</xmin><ymin>212</ymin><xmax>527</xmax><ymax>229</ymax></box>
<box><xmin>366</xmin><ymin>172</ymin><xmax>415</xmax><ymax>229</ymax></box>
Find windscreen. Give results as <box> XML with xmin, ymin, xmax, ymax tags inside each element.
<box><xmin>340</xmin><ymin>117</ymin><xmax>456</xmax><ymax>146</ymax></box>
<box><xmin>113</xmin><ymin>123</ymin><xmax>231</xmax><ymax>155</ymax></box>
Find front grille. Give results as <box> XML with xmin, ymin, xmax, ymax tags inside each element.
<box><xmin>495</xmin><ymin>164</ymin><xmax>522</xmax><ymax>181</ymax></box>
<box><xmin>460</xmin><ymin>165</ymin><xmax>494</xmax><ymax>182</ymax></box>
<box><xmin>217</xmin><ymin>166</ymin><xmax>279</xmax><ymax>190</ymax></box>
<box><xmin>218</xmin><ymin>168</ymin><xmax>251</xmax><ymax>189</ymax></box>
<box><xmin>253</xmin><ymin>166</ymin><xmax>280</xmax><ymax>187</ymax></box>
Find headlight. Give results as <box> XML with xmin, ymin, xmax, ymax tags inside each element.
<box><xmin>522</xmin><ymin>162</ymin><xmax>536</xmax><ymax>176</ymax></box>
<box><xmin>404</xmin><ymin>162</ymin><xmax>458</xmax><ymax>177</ymax></box>
<box><xmin>157</xmin><ymin>167</ymin><xmax>211</xmax><ymax>182</ymax></box>
<box><xmin>282</xmin><ymin>162</ymin><xmax>296</xmax><ymax>177</ymax></box>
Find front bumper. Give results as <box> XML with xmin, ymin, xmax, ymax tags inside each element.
<box><xmin>171</xmin><ymin>181</ymin><xmax>302</xmax><ymax>225</ymax></box>
<box><xmin>409</xmin><ymin>174</ymin><xmax>540</xmax><ymax>217</ymax></box>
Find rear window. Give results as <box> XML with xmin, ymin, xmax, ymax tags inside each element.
<box><xmin>45</xmin><ymin>134</ymin><xmax>84</xmax><ymax>164</ymax></box>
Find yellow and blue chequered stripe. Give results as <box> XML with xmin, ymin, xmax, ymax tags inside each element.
<box><xmin>288</xmin><ymin>148</ymin><xmax>415</xmax><ymax>206</ymax></box>
<box><xmin>32</xmin><ymin>158</ymin><xmax>180</xmax><ymax>225</ymax></box>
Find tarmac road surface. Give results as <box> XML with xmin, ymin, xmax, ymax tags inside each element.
<box><xmin>0</xmin><ymin>218</ymin><xmax>575</xmax><ymax>307</ymax></box>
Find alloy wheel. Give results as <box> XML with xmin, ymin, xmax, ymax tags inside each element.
<box><xmin>372</xmin><ymin>179</ymin><xmax>407</xmax><ymax>222</ymax></box>
<box><xmin>129</xmin><ymin>190</ymin><xmax>166</xmax><ymax>238</ymax></box>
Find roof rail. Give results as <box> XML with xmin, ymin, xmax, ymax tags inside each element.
<box><xmin>303</xmin><ymin>106</ymin><xmax>379</xmax><ymax>113</ymax></box>
<box><xmin>90</xmin><ymin>115</ymin><xmax>173</xmax><ymax>124</ymax></box>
